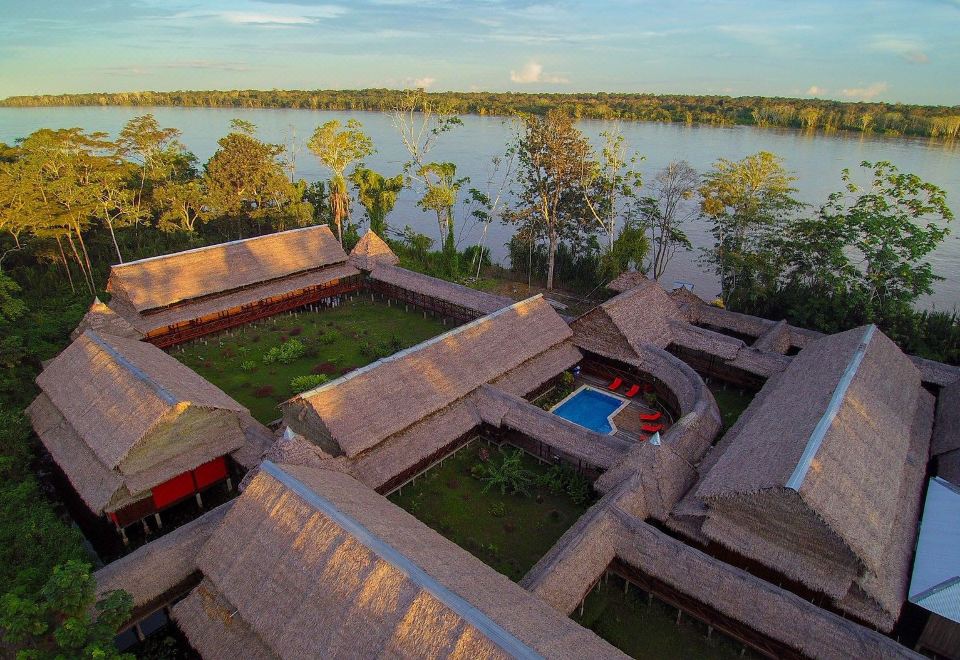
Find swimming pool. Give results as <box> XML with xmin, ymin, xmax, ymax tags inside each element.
<box><xmin>551</xmin><ymin>386</ymin><xmax>628</xmax><ymax>435</ymax></box>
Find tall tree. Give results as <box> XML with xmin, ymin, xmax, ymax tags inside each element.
<box><xmin>349</xmin><ymin>167</ymin><xmax>404</xmax><ymax>236</ymax></box>
<box><xmin>417</xmin><ymin>162</ymin><xmax>468</xmax><ymax>274</ymax></box>
<box><xmin>116</xmin><ymin>114</ymin><xmax>193</xmax><ymax>219</ymax></box>
<box><xmin>699</xmin><ymin>151</ymin><xmax>803</xmax><ymax>306</ymax></box>
<box><xmin>579</xmin><ymin>127</ymin><xmax>643</xmax><ymax>254</ymax></box>
<box><xmin>637</xmin><ymin>161</ymin><xmax>699</xmax><ymax>280</ymax></box>
<box><xmin>508</xmin><ymin>110</ymin><xmax>592</xmax><ymax>290</ymax></box>
<box><xmin>204</xmin><ymin>120</ymin><xmax>311</xmax><ymax>237</ymax></box>
<box><xmin>307</xmin><ymin>119</ymin><xmax>374</xmax><ymax>245</ymax></box>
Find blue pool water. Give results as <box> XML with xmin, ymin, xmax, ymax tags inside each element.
<box><xmin>552</xmin><ymin>388</ymin><xmax>625</xmax><ymax>434</ymax></box>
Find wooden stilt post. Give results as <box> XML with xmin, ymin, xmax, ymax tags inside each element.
<box><xmin>195</xmin><ymin>492</ymin><xmax>204</xmax><ymax>509</ymax></box>
<box><xmin>624</xmin><ymin>580</ymin><xmax>629</xmax><ymax>595</ymax></box>
<box><xmin>154</xmin><ymin>513</ymin><xmax>163</xmax><ymax>529</ymax></box>
<box><xmin>226</xmin><ymin>477</ymin><xmax>234</xmax><ymax>492</ymax></box>
<box><xmin>579</xmin><ymin>600</ymin><xmax>585</xmax><ymax>617</ymax></box>
<box><xmin>119</xmin><ymin>526</ymin><xmax>129</xmax><ymax>546</ymax></box>
<box><xmin>141</xmin><ymin>518</ymin><xmax>151</xmax><ymax>535</ymax></box>
<box><xmin>676</xmin><ymin>609</ymin><xmax>682</xmax><ymax>625</ymax></box>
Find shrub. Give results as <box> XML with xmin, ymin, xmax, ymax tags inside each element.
<box><xmin>317</xmin><ymin>330</ymin><xmax>339</xmax><ymax>345</ymax></box>
<box><xmin>290</xmin><ymin>374</ymin><xmax>329</xmax><ymax>394</ymax></box>
<box><xmin>490</xmin><ymin>502</ymin><xmax>507</xmax><ymax>518</ymax></box>
<box><xmin>476</xmin><ymin>449</ymin><xmax>534</xmax><ymax>496</ymax></box>
<box><xmin>263</xmin><ymin>338</ymin><xmax>306</xmax><ymax>364</ymax></box>
<box><xmin>239</xmin><ymin>360</ymin><xmax>256</xmax><ymax>372</ymax></box>
<box><xmin>253</xmin><ymin>385</ymin><xmax>275</xmax><ymax>398</ymax></box>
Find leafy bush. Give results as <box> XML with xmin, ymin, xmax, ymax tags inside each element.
<box><xmin>290</xmin><ymin>374</ymin><xmax>329</xmax><ymax>394</ymax></box>
<box><xmin>474</xmin><ymin>449</ymin><xmax>534</xmax><ymax>496</ymax></box>
<box><xmin>317</xmin><ymin>330</ymin><xmax>340</xmax><ymax>345</ymax></box>
<box><xmin>239</xmin><ymin>360</ymin><xmax>256</xmax><ymax>372</ymax></box>
<box><xmin>535</xmin><ymin>463</ymin><xmax>593</xmax><ymax>504</ymax></box>
<box><xmin>263</xmin><ymin>338</ymin><xmax>306</xmax><ymax>364</ymax></box>
<box><xmin>489</xmin><ymin>502</ymin><xmax>507</xmax><ymax>518</ymax></box>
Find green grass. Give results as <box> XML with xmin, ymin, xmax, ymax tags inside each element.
<box><xmin>172</xmin><ymin>298</ymin><xmax>446</xmax><ymax>423</ymax></box>
<box><xmin>574</xmin><ymin>580</ymin><xmax>755</xmax><ymax>659</ymax></box>
<box><xmin>709</xmin><ymin>385</ymin><xmax>755</xmax><ymax>432</ymax></box>
<box><xmin>389</xmin><ymin>442</ymin><xmax>592</xmax><ymax>581</ymax></box>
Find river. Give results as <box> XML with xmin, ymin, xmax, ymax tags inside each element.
<box><xmin>2</xmin><ymin>106</ymin><xmax>958</xmax><ymax>310</ymax></box>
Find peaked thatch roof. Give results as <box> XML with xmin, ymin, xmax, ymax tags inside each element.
<box><xmin>368</xmin><ymin>264</ymin><xmax>513</xmax><ymax>316</ymax></box>
<box><xmin>606</xmin><ymin>270</ymin><xmax>650</xmax><ymax>292</ymax></box>
<box><xmin>932</xmin><ymin>381</ymin><xmax>960</xmax><ymax>457</ymax></box>
<box><xmin>285</xmin><ymin>296</ymin><xmax>572</xmax><ymax>457</ymax></box>
<box><xmin>172</xmin><ymin>462</ymin><xmax>625</xmax><ymax>659</ymax></box>
<box><xmin>693</xmin><ymin>325</ymin><xmax>928</xmax><ymax>623</ymax></box>
<box><xmin>107</xmin><ymin>225</ymin><xmax>348</xmax><ymax>313</ymax></box>
<box><xmin>349</xmin><ymin>229</ymin><xmax>399</xmax><ymax>270</ymax></box>
<box><xmin>70</xmin><ymin>297</ymin><xmax>142</xmax><ymax>341</ymax></box>
<box><xmin>571</xmin><ymin>279</ymin><xmax>683</xmax><ymax>353</ymax></box>
<box><xmin>28</xmin><ymin>330</ymin><xmax>252</xmax><ymax>512</ymax></box>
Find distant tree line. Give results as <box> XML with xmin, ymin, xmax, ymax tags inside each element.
<box><xmin>3</xmin><ymin>88</ymin><xmax>960</xmax><ymax>140</ymax></box>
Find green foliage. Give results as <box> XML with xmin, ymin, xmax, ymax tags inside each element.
<box><xmin>350</xmin><ymin>167</ymin><xmax>404</xmax><ymax>236</ymax></box>
<box><xmin>290</xmin><ymin>373</ymin><xmax>330</xmax><ymax>393</ymax></box>
<box><xmin>475</xmin><ymin>449</ymin><xmax>534</xmax><ymax>496</ymax></box>
<box><xmin>239</xmin><ymin>360</ymin><xmax>256</xmax><ymax>372</ymax></box>
<box><xmin>317</xmin><ymin>329</ymin><xmax>340</xmax><ymax>345</ymax></box>
<box><xmin>489</xmin><ymin>501</ymin><xmax>507</xmax><ymax>518</ymax></box>
<box><xmin>262</xmin><ymin>338</ymin><xmax>306</xmax><ymax>364</ymax></box>
<box><xmin>0</xmin><ymin>560</ymin><xmax>133</xmax><ymax>659</ymax></box>
<box><xmin>535</xmin><ymin>463</ymin><xmax>593</xmax><ymax>505</ymax></box>
<box><xmin>6</xmin><ymin>89</ymin><xmax>958</xmax><ymax>140</ymax></box>
<box><xmin>599</xmin><ymin>220</ymin><xmax>650</xmax><ymax>283</ymax></box>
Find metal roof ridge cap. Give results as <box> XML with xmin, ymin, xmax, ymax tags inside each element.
<box><xmin>786</xmin><ymin>324</ymin><xmax>876</xmax><ymax>491</ymax></box>
<box><xmin>259</xmin><ymin>462</ymin><xmax>543</xmax><ymax>660</ymax></box>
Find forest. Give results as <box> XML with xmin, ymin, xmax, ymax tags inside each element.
<box><xmin>0</xmin><ymin>93</ymin><xmax>957</xmax><ymax>656</ymax></box>
<box><xmin>3</xmin><ymin>87</ymin><xmax>960</xmax><ymax>139</ymax></box>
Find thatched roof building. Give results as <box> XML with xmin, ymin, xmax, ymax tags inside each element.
<box><xmin>571</xmin><ymin>279</ymin><xmax>683</xmax><ymax>353</ymax></box>
<box><xmin>349</xmin><ymin>229</ymin><xmax>400</xmax><ymax>270</ymax></box>
<box><xmin>284</xmin><ymin>295</ymin><xmax>573</xmax><ymax>458</ymax></box>
<box><xmin>368</xmin><ymin>264</ymin><xmax>513</xmax><ymax>320</ymax></box>
<box><xmin>688</xmin><ymin>325</ymin><xmax>933</xmax><ymax>629</ymax></box>
<box><xmin>606</xmin><ymin>270</ymin><xmax>651</xmax><ymax>293</ymax></box>
<box><xmin>105</xmin><ymin>226</ymin><xmax>361</xmax><ymax>343</ymax></box>
<box><xmin>172</xmin><ymin>462</ymin><xmax>626</xmax><ymax>659</ymax></box>
<box><xmin>27</xmin><ymin>330</ymin><xmax>264</xmax><ymax>520</ymax></box>
<box><xmin>70</xmin><ymin>297</ymin><xmax>142</xmax><ymax>341</ymax></box>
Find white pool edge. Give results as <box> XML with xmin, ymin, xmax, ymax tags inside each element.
<box><xmin>549</xmin><ymin>384</ymin><xmax>629</xmax><ymax>435</ymax></box>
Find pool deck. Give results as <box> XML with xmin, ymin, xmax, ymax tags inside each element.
<box><xmin>575</xmin><ymin>374</ymin><xmax>672</xmax><ymax>444</ymax></box>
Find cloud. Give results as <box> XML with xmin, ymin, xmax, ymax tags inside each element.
<box><xmin>867</xmin><ymin>35</ymin><xmax>929</xmax><ymax>64</ymax></box>
<box><xmin>412</xmin><ymin>76</ymin><xmax>435</xmax><ymax>89</ymax></box>
<box><xmin>171</xmin><ymin>5</ymin><xmax>346</xmax><ymax>27</ymax></box>
<box><xmin>840</xmin><ymin>82</ymin><xmax>889</xmax><ymax>100</ymax></box>
<box><xmin>509</xmin><ymin>61</ymin><xmax>568</xmax><ymax>84</ymax></box>
<box><xmin>806</xmin><ymin>85</ymin><xmax>827</xmax><ymax>96</ymax></box>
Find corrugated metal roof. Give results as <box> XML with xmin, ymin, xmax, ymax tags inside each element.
<box><xmin>909</xmin><ymin>477</ymin><xmax>960</xmax><ymax>623</ymax></box>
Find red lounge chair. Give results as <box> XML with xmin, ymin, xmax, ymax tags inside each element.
<box><xmin>641</xmin><ymin>423</ymin><xmax>664</xmax><ymax>433</ymax></box>
<box><xmin>607</xmin><ymin>377</ymin><xmax>623</xmax><ymax>391</ymax></box>
<box><xmin>639</xmin><ymin>411</ymin><xmax>662</xmax><ymax>422</ymax></box>
<box><xmin>624</xmin><ymin>384</ymin><xmax>640</xmax><ymax>398</ymax></box>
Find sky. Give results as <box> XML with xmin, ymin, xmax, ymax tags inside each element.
<box><xmin>0</xmin><ymin>0</ymin><xmax>958</xmax><ymax>105</ymax></box>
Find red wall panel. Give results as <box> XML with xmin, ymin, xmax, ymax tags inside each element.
<box><xmin>151</xmin><ymin>472</ymin><xmax>196</xmax><ymax>510</ymax></box>
<box><xmin>193</xmin><ymin>456</ymin><xmax>228</xmax><ymax>490</ymax></box>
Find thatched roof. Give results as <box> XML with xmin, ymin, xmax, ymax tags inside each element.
<box><xmin>70</xmin><ymin>297</ymin><xmax>142</xmax><ymax>341</ymax></box>
<box><xmin>693</xmin><ymin>325</ymin><xmax>929</xmax><ymax>625</ymax></box>
<box><xmin>668</xmin><ymin>286</ymin><xmax>705</xmax><ymax>308</ymax></box>
<box><xmin>285</xmin><ymin>296</ymin><xmax>572</xmax><ymax>458</ymax></box>
<box><xmin>368</xmin><ymin>264</ymin><xmax>513</xmax><ymax>316</ymax></box>
<box><xmin>571</xmin><ymin>279</ymin><xmax>683</xmax><ymax>353</ymax></box>
<box><xmin>938</xmin><ymin>449</ymin><xmax>960</xmax><ymax>487</ymax></box>
<box><xmin>28</xmin><ymin>330</ymin><xmax>252</xmax><ymax>512</ymax></box>
<box><xmin>932</xmin><ymin>381</ymin><xmax>960</xmax><ymax>457</ymax></box>
<box><xmin>173</xmin><ymin>462</ymin><xmax>625</xmax><ymax>659</ymax></box>
<box><xmin>113</xmin><ymin>262</ymin><xmax>360</xmax><ymax>334</ymax></box>
<box><xmin>606</xmin><ymin>270</ymin><xmax>650</xmax><ymax>292</ymax></box>
<box><xmin>349</xmin><ymin>229</ymin><xmax>399</xmax><ymax>270</ymax></box>
<box><xmin>525</xmin><ymin>501</ymin><xmax>918</xmax><ymax>659</ymax></box>
<box><xmin>910</xmin><ymin>355</ymin><xmax>960</xmax><ymax>388</ymax></box>
<box><xmin>107</xmin><ymin>225</ymin><xmax>347</xmax><ymax>313</ymax></box>
<box><xmin>94</xmin><ymin>502</ymin><xmax>231</xmax><ymax>611</ymax></box>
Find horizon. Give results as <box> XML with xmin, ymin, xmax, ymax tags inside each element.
<box><xmin>1</xmin><ymin>1</ymin><xmax>958</xmax><ymax>105</ymax></box>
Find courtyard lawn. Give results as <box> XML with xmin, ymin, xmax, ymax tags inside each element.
<box><xmin>709</xmin><ymin>384</ymin><xmax>755</xmax><ymax>432</ymax></box>
<box><xmin>389</xmin><ymin>442</ymin><xmax>592</xmax><ymax>582</ymax></box>
<box><xmin>172</xmin><ymin>297</ymin><xmax>447</xmax><ymax>423</ymax></box>
<box><xmin>574</xmin><ymin>580</ymin><xmax>755</xmax><ymax>660</ymax></box>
